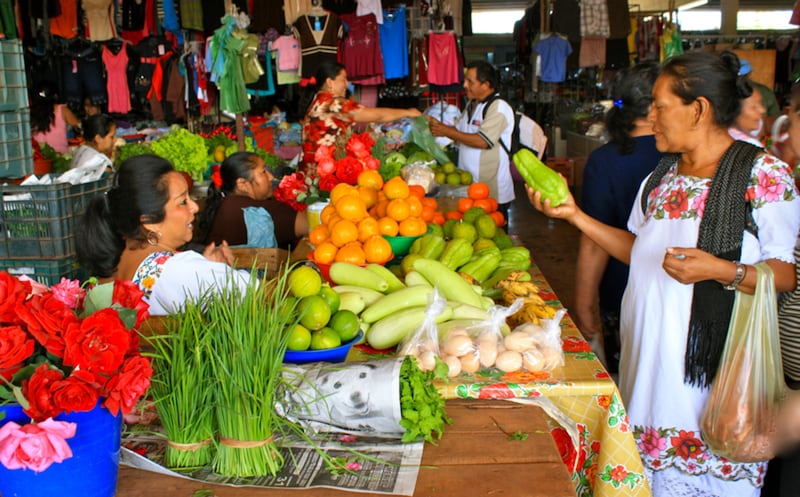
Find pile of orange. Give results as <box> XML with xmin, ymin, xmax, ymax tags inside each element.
<box><xmin>443</xmin><ymin>182</ymin><xmax>506</xmax><ymax>227</ymax></box>
<box><xmin>308</xmin><ymin>172</ymin><xmax>441</xmax><ymax>266</ymax></box>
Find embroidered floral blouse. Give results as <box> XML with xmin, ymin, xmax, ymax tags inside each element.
<box><xmin>302</xmin><ymin>92</ymin><xmax>362</xmax><ymax>170</ymax></box>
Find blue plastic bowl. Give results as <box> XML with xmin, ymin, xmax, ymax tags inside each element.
<box><xmin>284</xmin><ymin>330</ymin><xmax>364</xmax><ymax>364</ymax></box>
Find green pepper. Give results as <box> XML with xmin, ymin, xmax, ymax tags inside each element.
<box><xmin>438</xmin><ymin>238</ymin><xmax>474</xmax><ymax>271</ymax></box>
<box><xmin>513</xmin><ymin>149</ymin><xmax>569</xmax><ymax>207</ymax></box>
<box><xmin>409</xmin><ymin>234</ymin><xmax>446</xmax><ymax>260</ymax></box>
<box><xmin>459</xmin><ymin>251</ymin><xmax>502</xmax><ymax>283</ymax></box>
<box><xmin>500</xmin><ymin>246</ymin><xmax>531</xmax><ymax>264</ymax></box>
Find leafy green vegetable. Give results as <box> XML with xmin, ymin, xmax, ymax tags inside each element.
<box><xmin>150</xmin><ymin>126</ymin><xmax>209</xmax><ymax>181</ymax></box>
<box><xmin>115</xmin><ymin>143</ymin><xmax>152</xmax><ymax>168</ymax></box>
<box><xmin>399</xmin><ymin>356</ymin><xmax>452</xmax><ymax>444</ymax></box>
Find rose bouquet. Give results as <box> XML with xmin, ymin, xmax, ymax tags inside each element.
<box><xmin>0</xmin><ymin>272</ymin><xmax>152</xmax><ymax>473</ymax></box>
<box><xmin>275</xmin><ymin>131</ymin><xmax>382</xmax><ymax>211</ymax></box>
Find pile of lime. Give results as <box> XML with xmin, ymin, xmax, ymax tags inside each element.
<box><xmin>287</xmin><ymin>266</ymin><xmax>361</xmax><ymax>351</ymax></box>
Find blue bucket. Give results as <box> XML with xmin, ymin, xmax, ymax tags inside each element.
<box><xmin>0</xmin><ymin>401</ymin><xmax>123</xmax><ymax>497</ymax></box>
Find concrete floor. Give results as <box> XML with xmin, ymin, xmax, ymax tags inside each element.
<box><xmin>506</xmin><ymin>182</ymin><xmax>582</xmax><ymax>314</ymax></box>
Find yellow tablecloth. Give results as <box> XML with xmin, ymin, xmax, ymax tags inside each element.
<box><xmin>349</xmin><ymin>261</ymin><xmax>652</xmax><ymax>497</ymax></box>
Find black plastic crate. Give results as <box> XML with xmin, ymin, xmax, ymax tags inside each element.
<box><xmin>0</xmin><ymin>175</ymin><xmax>112</xmax><ymax>258</ymax></box>
<box><xmin>0</xmin><ymin>256</ymin><xmax>85</xmax><ymax>287</ymax></box>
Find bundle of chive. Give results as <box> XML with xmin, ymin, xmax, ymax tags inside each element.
<box><xmin>145</xmin><ymin>299</ymin><xmax>216</xmax><ymax>470</ymax></box>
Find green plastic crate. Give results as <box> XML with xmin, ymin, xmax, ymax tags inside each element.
<box><xmin>0</xmin><ymin>256</ymin><xmax>85</xmax><ymax>286</ymax></box>
<box><xmin>0</xmin><ymin>109</ymin><xmax>33</xmax><ymax>178</ymax></box>
<box><xmin>0</xmin><ymin>175</ymin><xmax>112</xmax><ymax>258</ymax></box>
<box><xmin>0</xmin><ymin>40</ymin><xmax>27</xmax><ymax>112</ymax></box>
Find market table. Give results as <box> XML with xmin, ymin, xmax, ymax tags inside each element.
<box><xmin>117</xmin><ymin>400</ymin><xmax>576</xmax><ymax>496</ymax></box>
<box><xmin>348</xmin><ymin>260</ymin><xmax>652</xmax><ymax>497</ymax></box>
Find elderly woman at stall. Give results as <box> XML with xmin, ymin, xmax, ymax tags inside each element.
<box><xmin>301</xmin><ymin>61</ymin><xmax>421</xmax><ymax>172</ymax></box>
<box><xmin>527</xmin><ymin>50</ymin><xmax>800</xmax><ymax>497</ymax></box>
<box><xmin>76</xmin><ymin>154</ymin><xmax>249</xmax><ymax>316</ymax></box>
<box><xmin>201</xmin><ymin>151</ymin><xmax>307</xmax><ymax>248</ymax></box>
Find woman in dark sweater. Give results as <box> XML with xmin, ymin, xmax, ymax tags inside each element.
<box><xmin>202</xmin><ymin>152</ymin><xmax>307</xmax><ymax>248</ymax></box>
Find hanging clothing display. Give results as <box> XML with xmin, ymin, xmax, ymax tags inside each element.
<box><xmin>285</xmin><ymin>0</ymin><xmax>313</xmax><ymax>25</ymax></box>
<box><xmin>293</xmin><ymin>12</ymin><xmax>342</xmax><ymax>79</ymax></box>
<box><xmin>272</xmin><ymin>34</ymin><xmax>301</xmax><ymax>71</ymax></box>
<box><xmin>427</xmin><ymin>32</ymin><xmax>460</xmax><ymax>86</ymax></box>
<box><xmin>579</xmin><ymin>35</ymin><xmax>606</xmax><ymax>68</ymax></box>
<box><xmin>62</xmin><ymin>39</ymin><xmax>108</xmax><ymax>106</ymax></box>
<box><xmin>121</xmin><ymin>0</ymin><xmax>156</xmax><ymax>45</ymax></box>
<box><xmin>103</xmin><ymin>42</ymin><xmax>132</xmax><ymax>113</ymax></box>
<box><xmin>536</xmin><ymin>33</ymin><xmax>572</xmax><ymax>83</ymax></box>
<box><xmin>83</xmin><ymin>0</ymin><xmax>117</xmax><ymax>41</ymax></box>
<box><xmin>340</xmin><ymin>13</ymin><xmax>385</xmax><ymax>83</ymax></box>
<box><xmin>379</xmin><ymin>5</ymin><xmax>408</xmax><ymax>79</ymax></box>
<box><xmin>247</xmin><ymin>47</ymin><xmax>276</xmax><ymax>97</ymax></box>
<box><xmin>209</xmin><ymin>15</ymin><xmax>253</xmax><ymax>114</ymax></box>
<box><xmin>356</xmin><ymin>0</ymin><xmax>382</xmax><ymax>24</ymax></box>
<box><xmin>179</xmin><ymin>0</ymin><xmax>204</xmax><ymax>31</ymax></box>
<box><xmin>50</xmin><ymin>0</ymin><xmax>79</xmax><ymax>39</ymax></box>
<box><xmin>606</xmin><ymin>0</ymin><xmax>631</xmax><ymax>39</ymax></box>
<box><xmin>580</xmin><ymin>0</ymin><xmax>610</xmax><ymax>38</ymax></box>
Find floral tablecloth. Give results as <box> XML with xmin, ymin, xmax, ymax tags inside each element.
<box><xmin>348</xmin><ymin>261</ymin><xmax>652</xmax><ymax>497</ymax></box>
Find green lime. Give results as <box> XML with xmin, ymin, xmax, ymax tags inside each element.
<box><xmin>286</xmin><ymin>324</ymin><xmax>312</xmax><ymax>351</ymax></box>
<box><xmin>459</xmin><ymin>170</ymin><xmax>473</xmax><ymax>185</ymax></box>
<box><xmin>442</xmin><ymin>162</ymin><xmax>456</xmax><ymax>174</ymax></box>
<box><xmin>329</xmin><ymin>310</ymin><xmax>360</xmax><ymax>342</ymax></box>
<box><xmin>317</xmin><ymin>285</ymin><xmax>340</xmax><ymax>314</ymax></box>
<box><xmin>435</xmin><ymin>171</ymin><xmax>446</xmax><ymax>185</ymax></box>
<box><xmin>288</xmin><ymin>266</ymin><xmax>322</xmax><ymax>298</ymax></box>
<box><xmin>446</xmin><ymin>172</ymin><xmax>462</xmax><ymax>185</ymax></box>
<box><xmin>310</xmin><ymin>327</ymin><xmax>342</xmax><ymax>350</ymax></box>
<box><xmin>297</xmin><ymin>295</ymin><xmax>331</xmax><ymax>331</ymax></box>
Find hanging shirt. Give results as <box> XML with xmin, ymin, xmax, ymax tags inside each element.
<box><xmin>103</xmin><ymin>43</ymin><xmax>132</xmax><ymax>113</ymax></box>
<box><xmin>427</xmin><ymin>32</ymin><xmax>460</xmax><ymax>86</ymax></box>
<box><xmin>50</xmin><ymin>0</ymin><xmax>79</xmax><ymax>39</ymax></box>
<box><xmin>536</xmin><ymin>35</ymin><xmax>572</xmax><ymax>83</ymax></box>
<box><xmin>83</xmin><ymin>0</ymin><xmax>117</xmax><ymax>41</ymax></box>
<box><xmin>580</xmin><ymin>0</ymin><xmax>610</xmax><ymax>38</ymax></box>
<box><xmin>355</xmin><ymin>0</ymin><xmax>382</xmax><ymax>24</ymax></box>
<box><xmin>293</xmin><ymin>13</ymin><xmax>342</xmax><ymax>78</ymax></box>
<box><xmin>379</xmin><ymin>5</ymin><xmax>408</xmax><ymax>79</ymax></box>
<box><xmin>272</xmin><ymin>34</ymin><xmax>301</xmax><ymax>71</ymax></box>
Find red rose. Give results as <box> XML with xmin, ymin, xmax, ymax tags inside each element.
<box><xmin>63</xmin><ymin>308</ymin><xmax>131</xmax><ymax>374</ymax></box>
<box><xmin>317</xmin><ymin>158</ymin><xmax>336</xmax><ymax>177</ymax></box>
<box><xmin>102</xmin><ymin>356</ymin><xmax>153</xmax><ymax>416</ymax></box>
<box><xmin>356</xmin><ymin>132</ymin><xmax>375</xmax><ymax>149</ymax></box>
<box><xmin>22</xmin><ymin>364</ymin><xmax>64</xmax><ymax>421</ymax></box>
<box><xmin>335</xmin><ymin>157</ymin><xmax>364</xmax><ymax>185</ymax></box>
<box><xmin>346</xmin><ymin>135</ymin><xmax>370</xmax><ymax>159</ymax></box>
<box><xmin>16</xmin><ymin>293</ymin><xmax>80</xmax><ymax>358</ymax></box>
<box><xmin>112</xmin><ymin>280</ymin><xmax>150</xmax><ymax>330</ymax></box>
<box><xmin>319</xmin><ymin>174</ymin><xmax>340</xmax><ymax>192</ymax></box>
<box><xmin>51</xmin><ymin>369</ymin><xmax>100</xmax><ymax>414</ymax></box>
<box><xmin>363</xmin><ymin>156</ymin><xmax>380</xmax><ymax>171</ymax></box>
<box><xmin>275</xmin><ymin>172</ymin><xmax>310</xmax><ymax>211</ymax></box>
<box><xmin>0</xmin><ymin>272</ymin><xmax>31</xmax><ymax>325</ymax></box>
<box><xmin>0</xmin><ymin>325</ymin><xmax>35</xmax><ymax>375</ymax></box>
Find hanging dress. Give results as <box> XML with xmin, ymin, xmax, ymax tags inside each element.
<box><xmin>293</xmin><ymin>12</ymin><xmax>342</xmax><ymax>79</ymax></box>
<box><xmin>102</xmin><ymin>43</ymin><xmax>132</xmax><ymax>114</ymax></box>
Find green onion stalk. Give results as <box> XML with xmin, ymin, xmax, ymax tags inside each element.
<box><xmin>207</xmin><ymin>267</ymin><xmax>300</xmax><ymax>477</ymax></box>
<box><xmin>144</xmin><ymin>298</ymin><xmax>217</xmax><ymax>470</ymax></box>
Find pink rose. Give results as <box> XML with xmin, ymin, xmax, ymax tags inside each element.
<box><xmin>0</xmin><ymin>419</ymin><xmax>76</xmax><ymax>472</ymax></box>
<box><xmin>49</xmin><ymin>278</ymin><xmax>85</xmax><ymax>310</ymax></box>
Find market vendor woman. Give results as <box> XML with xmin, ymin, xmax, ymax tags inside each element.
<box><xmin>201</xmin><ymin>151</ymin><xmax>307</xmax><ymax>248</ymax></box>
<box><xmin>301</xmin><ymin>61</ymin><xmax>421</xmax><ymax>172</ymax></box>
<box><xmin>76</xmin><ymin>155</ymin><xmax>250</xmax><ymax>315</ymax></box>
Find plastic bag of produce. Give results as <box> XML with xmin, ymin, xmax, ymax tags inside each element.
<box><xmin>505</xmin><ymin>308</ymin><xmax>567</xmax><ymax>373</ymax></box>
<box><xmin>409</xmin><ymin>116</ymin><xmax>451</xmax><ymax>165</ymax></box>
<box><xmin>397</xmin><ymin>288</ymin><xmax>447</xmax><ymax>371</ymax></box>
<box><xmin>700</xmin><ymin>263</ymin><xmax>785</xmax><ymax>462</ymax></box>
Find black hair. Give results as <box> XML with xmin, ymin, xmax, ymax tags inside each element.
<box><xmin>76</xmin><ymin>155</ymin><xmax>174</xmax><ymax>278</ymax></box>
<box><xmin>606</xmin><ymin>62</ymin><xmax>660</xmax><ymax>155</ymax></box>
<box><xmin>466</xmin><ymin>61</ymin><xmax>499</xmax><ymax>91</ymax></box>
<box><xmin>198</xmin><ymin>151</ymin><xmax>262</xmax><ymax>242</ymax></box>
<box><xmin>301</xmin><ymin>61</ymin><xmax>347</xmax><ymax>116</ymax></box>
<box><xmin>81</xmin><ymin>114</ymin><xmax>116</xmax><ymax>143</ymax></box>
<box><xmin>30</xmin><ymin>81</ymin><xmax>59</xmax><ymax>134</ymax></box>
<box><xmin>660</xmin><ymin>50</ymin><xmax>752</xmax><ymax>128</ymax></box>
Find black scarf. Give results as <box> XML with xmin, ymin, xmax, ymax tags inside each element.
<box><xmin>640</xmin><ymin>141</ymin><xmax>761</xmax><ymax>388</ymax></box>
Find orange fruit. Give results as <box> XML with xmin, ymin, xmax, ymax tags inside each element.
<box><xmin>309</xmin><ymin>224</ymin><xmax>330</xmax><ymax>246</ymax></box>
<box><xmin>386</xmin><ymin>198</ymin><xmax>411</xmax><ymax>222</ymax></box>
<box><xmin>363</xmin><ymin>235</ymin><xmax>393</xmax><ymax>264</ymax></box>
<box><xmin>457</xmin><ymin>197</ymin><xmax>474</xmax><ymax>213</ymax></box>
<box><xmin>378</xmin><ymin>216</ymin><xmax>399</xmax><ymax>236</ymax></box>
<box><xmin>373</xmin><ymin>198</ymin><xmax>389</xmax><ymax>219</ymax></box>
<box><xmin>488</xmin><ymin>198</ymin><xmax>499</xmax><ymax>212</ymax></box>
<box><xmin>357</xmin><ymin>170</ymin><xmax>384</xmax><ymax>190</ymax></box>
<box><xmin>432</xmin><ymin>212</ymin><xmax>446</xmax><ymax>225</ymax></box>
<box><xmin>467</xmin><ymin>182</ymin><xmax>490</xmax><ymax>200</ymax></box>
<box><xmin>473</xmin><ymin>198</ymin><xmax>493</xmax><ymax>212</ymax></box>
<box><xmin>357</xmin><ymin>216</ymin><xmax>380</xmax><ymax>242</ymax></box>
<box><xmin>398</xmin><ymin>217</ymin><xmax>427</xmax><ymax>237</ymax></box>
<box><xmin>320</xmin><ymin>204</ymin><xmax>337</xmax><ymax>225</ymax></box>
<box><xmin>489</xmin><ymin>210</ymin><xmax>506</xmax><ymax>227</ymax></box>
<box><xmin>330</xmin><ymin>183</ymin><xmax>358</xmax><ymax>204</ymax></box>
<box><xmin>408</xmin><ymin>184</ymin><xmax>426</xmax><ymax>199</ymax></box>
<box><xmin>406</xmin><ymin>196</ymin><xmax>423</xmax><ymax>217</ymax></box>
<box><xmin>335</xmin><ymin>195</ymin><xmax>368</xmax><ymax>222</ymax></box>
<box><xmin>357</xmin><ymin>185</ymin><xmax>379</xmax><ymax>209</ymax></box>
<box><xmin>421</xmin><ymin>197</ymin><xmax>438</xmax><ymax>210</ymax></box>
<box><xmin>325</xmin><ymin>212</ymin><xmax>342</xmax><ymax>228</ymax></box>
<box><xmin>329</xmin><ymin>219</ymin><xmax>358</xmax><ymax>247</ymax></box>
<box><xmin>420</xmin><ymin>205</ymin><xmax>436</xmax><ymax>223</ymax></box>
<box><xmin>445</xmin><ymin>210</ymin><xmax>463</xmax><ymax>221</ymax></box>
<box><xmin>335</xmin><ymin>242</ymin><xmax>366</xmax><ymax>265</ymax></box>
<box><xmin>313</xmin><ymin>241</ymin><xmax>338</xmax><ymax>264</ymax></box>
<box><xmin>383</xmin><ymin>176</ymin><xmax>410</xmax><ymax>200</ymax></box>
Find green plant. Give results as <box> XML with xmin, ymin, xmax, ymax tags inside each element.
<box><xmin>150</xmin><ymin>126</ymin><xmax>208</xmax><ymax>181</ymax></box>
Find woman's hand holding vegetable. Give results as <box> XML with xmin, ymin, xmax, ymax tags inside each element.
<box><xmin>525</xmin><ymin>183</ymin><xmax>579</xmax><ymax>221</ymax></box>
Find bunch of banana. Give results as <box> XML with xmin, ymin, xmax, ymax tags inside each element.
<box><xmin>496</xmin><ymin>271</ymin><xmax>556</xmax><ymax>325</ymax></box>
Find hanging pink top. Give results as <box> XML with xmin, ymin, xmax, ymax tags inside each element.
<box><xmin>32</xmin><ymin>104</ymin><xmax>69</xmax><ymax>154</ymax></box>
<box><xmin>103</xmin><ymin>44</ymin><xmax>132</xmax><ymax>113</ymax></box>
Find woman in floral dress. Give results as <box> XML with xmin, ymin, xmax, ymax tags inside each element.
<box><xmin>301</xmin><ymin>61</ymin><xmax>421</xmax><ymax>172</ymax></box>
<box><xmin>527</xmin><ymin>51</ymin><xmax>800</xmax><ymax>497</ymax></box>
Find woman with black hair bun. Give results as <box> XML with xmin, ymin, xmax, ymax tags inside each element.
<box><xmin>69</xmin><ymin>114</ymin><xmax>117</xmax><ymax>170</ymax></box>
<box><xmin>200</xmin><ymin>151</ymin><xmax>308</xmax><ymax>248</ymax></box>
<box><xmin>573</xmin><ymin>61</ymin><xmax>662</xmax><ymax>374</ymax></box>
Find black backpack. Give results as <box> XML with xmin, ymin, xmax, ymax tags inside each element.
<box><xmin>481</xmin><ymin>94</ymin><xmax>546</xmax><ymax>159</ymax></box>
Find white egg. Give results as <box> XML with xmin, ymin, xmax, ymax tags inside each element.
<box><xmin>460</xmin><ymin>352</ymin><xmax>481</xmax><ymax>373</ymax></box>
<box><xmin>504</xmin><ymin>331</ymin><xmax>536</xmax><ymax>352</ymax></box>
<box><xmin>444</xmin><ymin>334</ymin><xmax>474</xmax><ymax>357</ymax></box>
<box><xmin>478</xmin><ymin>339</ymin><xmax>498</xmax><ymax>368</ymax></box>
<box><xmin>422</xmin><ymin>338</ymin><xmax>438</xmax><ymax>353</ymax></box>
<box><xmin>495</xmin><ymin>350</ymin><xmax>523</xmax><ymax>372</ymax></box>
<box><xmin>447</xmin><ymin>328</ymin><xmax>469</xmax><ymax>338</ymax></box>
<box><xmin>522</xmin><ymin>348</ymin><xmax>545</xmax><ymax>372</ymax></box>
<box><xmin>419</xmin><ymin>350</ymin><xmax>437</xmax><ymax>371</ymax></box>
<box><xmin>444</xmin><ymin>354</ymin><xmax>462</xmax><ymax>377</ymax></box>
